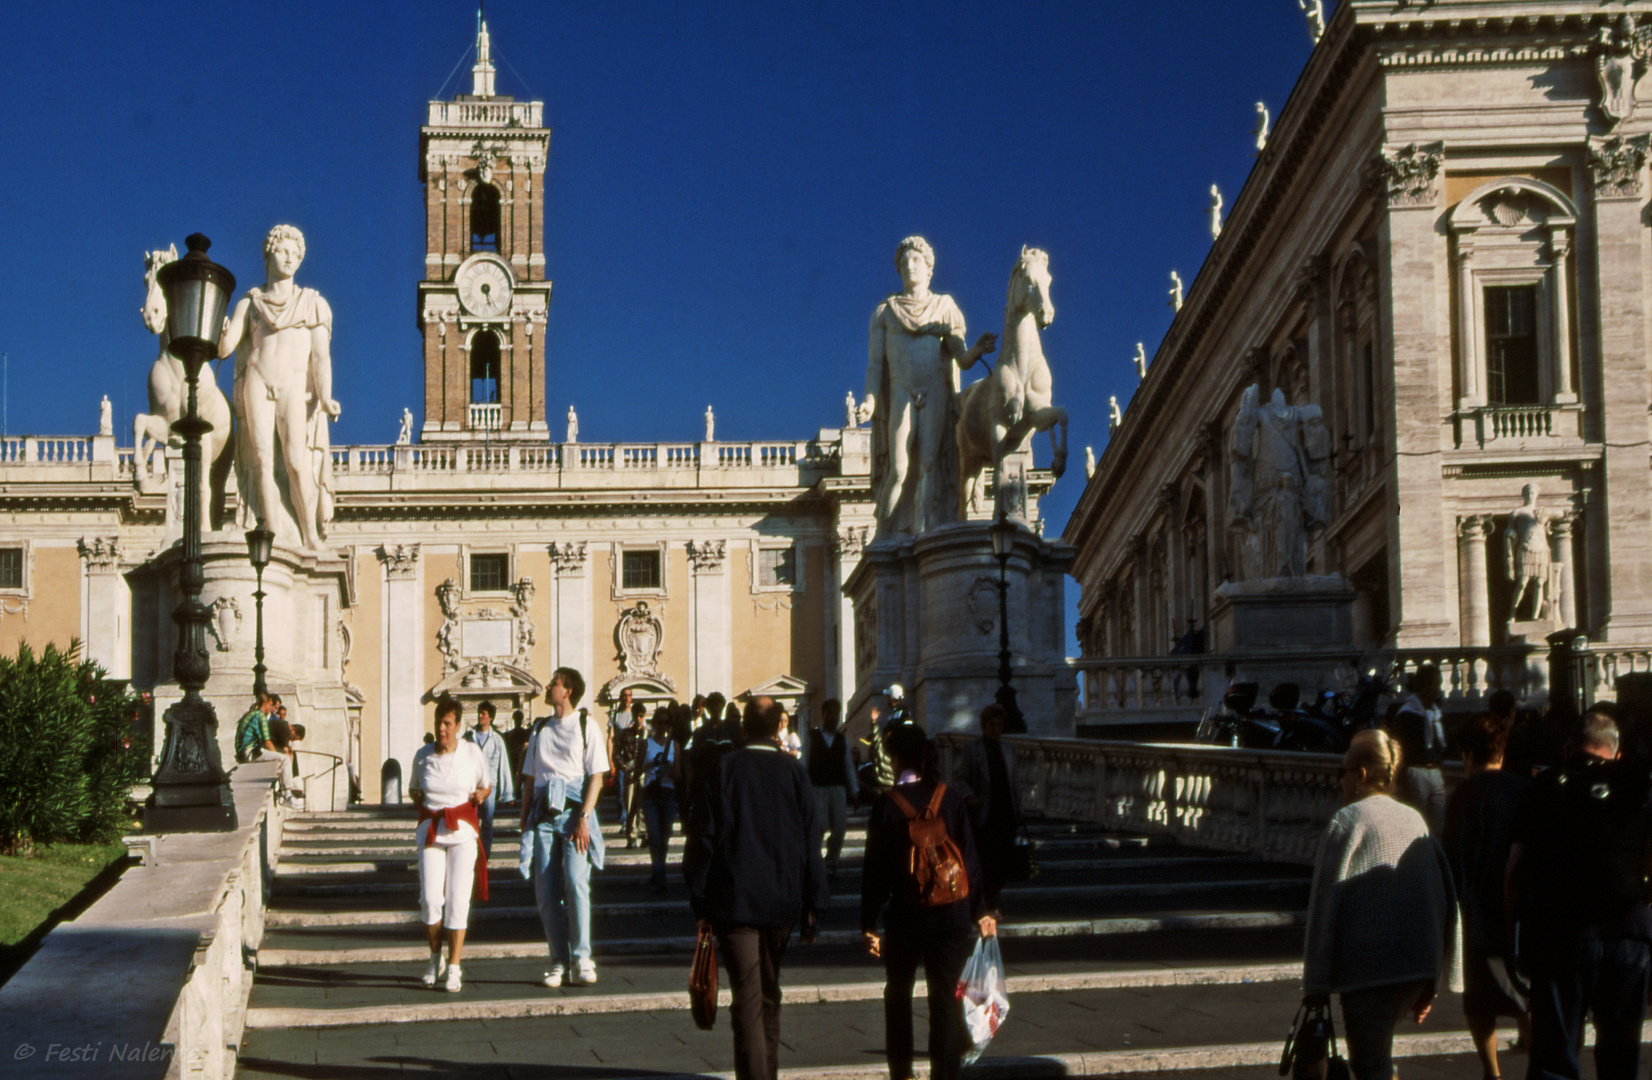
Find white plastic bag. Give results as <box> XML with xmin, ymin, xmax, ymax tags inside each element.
<box><xmin>957</xmin><ymin>934</ymin><xmax>1009</xmax><ymax>1065</ymax></box>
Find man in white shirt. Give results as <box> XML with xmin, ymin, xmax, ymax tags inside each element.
<box><xmin>519</xmin><ymin>667</ymin><xmax>609</xmax><ymax>987</ymax></box>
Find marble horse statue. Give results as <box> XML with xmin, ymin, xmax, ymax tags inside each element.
<box><xmin>134</xmin><ymin>245</ymin><xmax>236</xmax><ymax>529</ymax></box>
<box><xmin>957</xmin><ymin>247</ymin><xmax>1068</xmax><ymax>517</ymax></box>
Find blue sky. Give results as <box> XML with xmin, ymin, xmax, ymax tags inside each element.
<box><xmin>0</xmin><ymin>1</ymin><xmax>1319</xmax><ymax>638</ymax></box>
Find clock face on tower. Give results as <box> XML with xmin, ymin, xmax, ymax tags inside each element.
<box><xmin>456</xmin><ymin>255</ymin><xmax>514</xmax><ymax>317</ymax></box>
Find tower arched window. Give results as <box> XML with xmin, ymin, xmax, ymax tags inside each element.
<box><xmin>470</xmin><ymin>331</ymin><xmax>501</xmax><ymax>404</ymax></box>
<box><xmin>470</xmin><ymin>183</ymin><xmax>500</xmax><ymax>253</ymax></box>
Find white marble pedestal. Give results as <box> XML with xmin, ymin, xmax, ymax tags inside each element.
<box><xmin>1210</xmin><ymin>576</ymin><xmax>1359</xmax><ymax>698</ymax></box>
<box><xmin>845</xmin><ymin>521</ymin><xmax>1075</xmax><ymax>737</ymax></box>
<box><xmin>128</xmin><ymin>537</ymin><xmax>357</xmax><ymax>803</ymax></box>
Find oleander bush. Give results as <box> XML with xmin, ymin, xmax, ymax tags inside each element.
<box><xmin>0</xmin><ymin>642</ymin><xmax>144</xmax><ymax>855</ymax></box>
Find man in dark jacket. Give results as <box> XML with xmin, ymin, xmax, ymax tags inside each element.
<box><xmin>1506</xmin><ymin>710</ymin><xmax>1652</xmax><ymax>1080</ymax></box>
<box><xmin>684</xmin><ymin>700</ymin><xmax>828</xmax><ymax>1080</ymax></box>
<box><xmin>862</xmin><ymin>723</ymin><xmax>996</xmax><ymax>1080</ymax></box>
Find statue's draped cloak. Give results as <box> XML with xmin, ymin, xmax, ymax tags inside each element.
<box><xmin>866</xmin><ymin>292</ymin><xmax>966</xmax><ymax>537</ymax></box>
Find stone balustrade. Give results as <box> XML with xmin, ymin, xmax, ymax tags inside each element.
<box><xmin>467</xmin><ymin>402</ymin><xmax>502</xmax><ymax>432</ymax></box>
<box><xmin>426</xmin><ymin>99</ymin><xmax>543</xmax><ymax>128</ymax></box>
<box><xmin>1071</xmin><ymin>656</ymin><xmax>1214</xmax><ymax>726</ymax></box>
<box><xmin>0</xmin><ymin>762</ymin><xmax>284</xmax><ymax>1080</ymax></box>
<box><xmin>1461</xmin><ymin>402</ymin><xmax>1585</xmax><ymax>449</ymax></box>
<box><xmin>329</xmin><ymin>437</ymin><xmax>841</xmax><ymax>480</ymax></box>
<box><xmin>939</xmin><ymin>734</ymin><xmax>1346</xmax><ymax>865</ymax></box>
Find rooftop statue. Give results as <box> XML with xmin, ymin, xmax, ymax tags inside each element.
<box><xmin>218</xmin><ymin>225</ymin><xmax>340</xmax><ymax>551</ymax></box>
<box><xmin>1228</xmin><ymin>384</ymin><xmax>1331</xmax><ymax>580</ymax></box>
<box><xmin>859</xmin><ymin>236</ymin><xmax>996</xmax><ymax>539</ymax></box>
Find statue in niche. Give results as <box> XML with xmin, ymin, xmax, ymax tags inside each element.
<box><xmin>1228</xmin><ymin>384</ymin><xmax>1331</xmax><ymax>580</ymax></box>
<box><xmin>616</xmin><ymin>600</ymin><xmax>665</xmax><ymax>679</ymax></box>
<box><xmin>859</xmin><ymin>236</ymin><xmax>997</xmax><ymax>539</ymax></box>
<box><xmin>566</xmin><ymin>405</ymin><xmax>579</xmax><ymax>444</ymax></box>
<box><xmin>218</xmin><ymin>224</ymin><xmax>340</xmax><ymax>550</ymax></box>
<box><xmin>1505</xmin><ymin>483</ymin><xmax>1555</xmax><ymax>622</ymax></box>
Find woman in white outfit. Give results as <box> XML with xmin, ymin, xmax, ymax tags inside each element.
<box><xmin>410</xmin><ymin>695</ymin><xmax>491</xmax><ymax>992</ymax></box>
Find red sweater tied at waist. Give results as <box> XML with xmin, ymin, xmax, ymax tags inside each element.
<box><xmin>417</xmin><ymin>801</ymin><xmax>489</xmax><ymax>902</ymax></box>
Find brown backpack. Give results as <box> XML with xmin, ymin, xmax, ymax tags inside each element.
<box><xmin>887</xmin><ymin>782</ymin><xmax>970</xmax><ymax>907</ymax></box>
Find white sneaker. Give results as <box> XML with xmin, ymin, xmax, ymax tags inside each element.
<box><xmin>542</xmin><ymin>963</ymin><xmax>565</xmax><ymax>988</ymax></box>
<box><xmin>570</xmin><ymin>959</ymin><xmax>597</xmax><ymax>985</ymax></box>
<box><xmin>444</xmin><ymin>964</ymin><xmax>462</xmax><ymax>993</ymax></box>
<box><xmin>422</xmin><ymin>954</ymin><xmax>442</xmax><ymax>987</ymax></box>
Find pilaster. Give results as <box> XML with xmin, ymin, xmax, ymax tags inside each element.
<box><xmin>377</xmin><ymin>544</ymin><xmax>423</xmax><ymax>795</ymax></box>
<box><xmin>550</xmin><ymin>542</ymin><xmax>591</xmax><ymax>690</ymax></box>
<box><xmin>78</xmin><ymin>538</ymin><xmax>127</xmax><ymax>678</ymax></box>
<box><xmin>1456</xmin><ymin>516</ymin><xmax>1492</xmax><ymax>647</ymax></box>
<box><xmin>1587</xmin><ymin>135</ymin><xmax>1652</xmax><ymax>640</ymax></box>
<box><xmin>687</xmin><ymin>540</ymin><xmax>730</xmax><ymax>701</ymax></box>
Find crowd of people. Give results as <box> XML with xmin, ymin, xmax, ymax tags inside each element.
<box><xmin>1305</xmin><ymin>663</ymin><xmax>1652</xmax><ymax>1080</ymax></box>
<box><xmin>364</xmin><ymin>672</ymin><xmax>1021</xmax><ymax>1080</ymax></box>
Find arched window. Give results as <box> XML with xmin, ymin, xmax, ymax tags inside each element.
<box><xmin>1446</xmin><ymin>177</ymin><xmax>1580</xmax><ymax>448</ymax></box>
<box><xmin>470</xmin><ymin>331</ymin><xmax>501</xmax><ymax>404</ymax></box>
<box><xmin>470</xmin><ymin>183</ymin><xmax>500</xmax><ymax>253</ymax></box>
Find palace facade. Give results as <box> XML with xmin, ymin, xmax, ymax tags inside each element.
<box><xmin>1065</xmin><ymin>0</ymin><xmax>1652</xmax><ymax>724</ymax></box>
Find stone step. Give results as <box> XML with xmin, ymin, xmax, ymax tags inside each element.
<box><xmin>245</xmin><ymin>960</ymin><xmax>1304</xmax><ymax>1029</ymax></box>
<box><xmin>234</xmin><ymin>968</ymin><xmax>1505</xmax><ymax>1080</ymax></box>
<box><xmin>266</xmin><ymin>854</ymin><xmax>1262</xmax><ymax>901</ymax></box>
<box><xmin>263</xmin><ymin>877</ymin><xmax>1307</xmax><ymax>929</ymax></box>
<box><xmin>256</xmin><ymin>910</ymin><xmax>1306</xmax><ymax>966</ymax></box>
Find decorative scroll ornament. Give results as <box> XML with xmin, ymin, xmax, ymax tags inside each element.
<box><xmin>686</xmin><ymin>539</ymin><xmax>727</xmax><ymax>572</ymax></box>
<box><xmin>834</xmin><ymin>526</ymin><xmax>870</xmax><ymax>560</ymax></box>
<box><xmin>550</xmin><ymin>541</ymin><xmax>588</xmax><ymax>575</ymax></box>
<box><xmin>615</xmin><ymin>600</ymin><xmax>673</xmax><ymax>690</ymax></box>
<box><xmin>1594</xmin><ymin>14</ymin><xmax>1652</xmax><ymax>127</ymax></box>
<box><xmin>380</xmin><ymin>544</ymin><xmax>420</xmax><ymax>580</ymax></box>
<box><xmin>1589</xmin><ymin>134</ymin><xmax>1651</xmax><ymax>197</ymax></box>
<box><xmin>1370</xmin><ymin>142</ymin><xmax>1443</xmax><ymax>207</ymax></box>
<box><xmin>965</xmin><ymin>577</ymin><xmax>999</xmax><ymax>635</ymax></box>
<box><xmin>436</xmin><ymin>577</ymin><xmax>462</xmax><ymax>671</ymax></box>
<box><xmin>510</xmin><ymin>577</ymin><xmax>536</xmax><ymax>666</ymax></box>
<box><xmin>77</xmin><ymin>537</ymin><xmax>121</xmax><ymax>572</ymax></box>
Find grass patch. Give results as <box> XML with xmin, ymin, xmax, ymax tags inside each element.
<box><xmin>0</xmin><ymin>841</ymin><xmax>128</xmax><ymax>947</ymax></box>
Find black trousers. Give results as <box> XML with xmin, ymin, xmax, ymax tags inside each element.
<box><xmin>883</xmin><ymin>927</ymin><xmax>974</xmax><ymax>1080</ymax></box>
<box><xmin>715</xmin><ymin>923</ymin><xmax>790</xmax><ymax>1080</ymax></box>
<box><xmin>1527</xmin><ymin>937</ymin><xmax>1651</xmax><ymax>1080</ymax></box>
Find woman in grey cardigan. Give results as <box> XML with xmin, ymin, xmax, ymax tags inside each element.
<box><xmin>1303</xmin><ymin>729</ymin><xmax>1455</xmax><ymax>1080</ymax></box>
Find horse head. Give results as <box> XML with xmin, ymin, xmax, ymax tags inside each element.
<box><xmin>140</xmin><ymin>244</ymin><xmax>177</xmax><ymax>336</ymax></box>
<box><xmin>1008</xmin><ymin>246</ymin><xmax>1054</xmax><ymax>329</ymax></box>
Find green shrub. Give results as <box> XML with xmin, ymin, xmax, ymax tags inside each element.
<box><xmin>0</xmin><ymin>642</ymin><xmax>143</xmax><ymax>855</ymax></box>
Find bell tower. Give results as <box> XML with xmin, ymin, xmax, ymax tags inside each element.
<box><xmin>417</xmin><ymin>17</ymin><xmax>552</xmax><ymax>442</ymax></box>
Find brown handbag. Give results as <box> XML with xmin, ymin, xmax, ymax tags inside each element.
<box><xmin>689</xmin><ymin>923</ymin><xmax>718</xmax><ymax>1030</ymax></box>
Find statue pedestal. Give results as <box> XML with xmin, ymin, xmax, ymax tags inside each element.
<box><xmin>129</xmin><ymin>537</ymin><xmax>358</xmax><ymax>803</ymax></box>
<box><xmin>845</xmin><ymin>522</ymin><xmax>1075</xmax><ymax>736</ymax></box>
<box><xmin>1210</xmin><ymin>576</ymin><xmax>1359</xmax><ymax>696</ymax></box>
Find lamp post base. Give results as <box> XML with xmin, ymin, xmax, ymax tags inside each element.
<box><xmin>143</xmin><ymin>694</ymin><xmax>237</xmax><ymax>834</ymax></box>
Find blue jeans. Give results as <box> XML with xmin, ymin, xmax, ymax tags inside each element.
<box><xmin>530</xmin><ymin>816</ymin><xmax>594</xmax><ymax>965</ymax></box>
<box><xmin>1528</xmin><ymin>937</ymin><xmax>1651</xmax><ymax>1080</ymax></box>
<box><xmin>644</xmin><ymin>787</ymin><xmax>677</xmax><ymax>887</ymax></box>
<box><xmin>477</xmin><ymin>791</ymin><xmax>497</xmax><ymax>858</ymax></box>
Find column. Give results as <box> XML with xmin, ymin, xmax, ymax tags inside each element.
<box><xmin>79</xmin><ymin>538</ymin><xmax>129</xmax><ymax>678</ymax></box>
<box><xmin>1551</xmin><ymin>229</ymin><xmax>1577</xmax><ymax>404</ymax></box>
<box><xmin>1455</xmin><ymin>246</ymin><xmax>1481</xmax><ymax>407</ymax></box>
<box><xmin>551</xmin><ymin>542</ymin><xmax>591</xmax><ymax>684</ymax></box>
<box><xmin>378</xmin><ymin>544</ymin><xmax>423</xmax><ymax>799</ymax></box>
<box><xmin>1551</xmin><ymin>514</ymin><xmax>1578</xmax><ymax>631</ymax></box>
<box><xmin>687</xmin><ymin>539</ymin><xmax>730</xmax><ymax>700</ymax></box>
<box><xmin>1588</xmin><ymin>135</ymin><xmax>1652</xmax><ymax>639</ymax></box>
<box><xmin>1457</xmin><ymin>516</ymin><xmax>1492</xmax><ymax>647</ymax></box>
<box><xmin>830</xmin><ymin>525</ymin><xmax>869</xmax><ymax>701</ymax></box>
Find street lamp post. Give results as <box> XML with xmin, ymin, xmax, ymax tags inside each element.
<box><xmin>246</xmin><ymin>523</ymin><xmax>275</xmax><ymax>703</ymax></box>
<box><xmin>144</xmin><ymin>233</ymin><xmax>238</xmax><ymax>833</ymax></box>
<box><xmin>988</xmin><ymin>510</ymin><xmax>1027</xmax><ymax>734</ymax></box>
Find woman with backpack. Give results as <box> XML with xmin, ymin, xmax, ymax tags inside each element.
<box><xmin>861</xmin><ymin>724</ymin><xmax>997</xmax><ymax>1080</ymax></box>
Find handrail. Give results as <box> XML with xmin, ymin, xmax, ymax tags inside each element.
<box><xmin>293</xmin><ymin>748</ymin><xmax>345</xmax><ymax>812</ymax></box>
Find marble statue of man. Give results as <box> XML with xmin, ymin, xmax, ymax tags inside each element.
<box><xmin>845</xmin><ymin>391</ymin><xmax>859</xmax><ymax>429</ymax></box>
<box><xmin>218</xmin><ymin>225</ymin><xmax>340</xmax><ymax>551</ymax></box>
<box><xmin>99</xmin><ymin>395</ymin><xmax>113</xmax><ymax>437</ymax></box>
<box><xmin>857</xmin><ymin>236</ymin><xmax>996</xmax><ymax>539</ymax></box>
<box><xmin>1228</xmin><ymin>385</ymin><xmax>1331</xmax><ymax>580</ymax></box>
<box><xmin>397</xmin><ymin>407</ymin><xmax>413</xmax><ymax>445</ymax></box>
<box><xmin>1505</xmin><ymin>483</ymin><xmax>1552</xmax><ymax>621</ymax></box>
<box><xmin>704</xmin><ymin>404</ymin><xmax>715</xmax><ymax>442</ymax></box>
<box><xmin>566</xmin><ymin>405</ymin><xmax>578</xmax><ymax>444</ymax></box>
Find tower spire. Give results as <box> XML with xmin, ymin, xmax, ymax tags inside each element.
<box><xmin>471</xmin><ymin>7</ymin><xmax>496</xmax><ymax>97</ymax></box>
